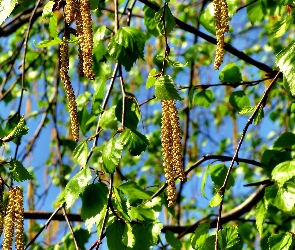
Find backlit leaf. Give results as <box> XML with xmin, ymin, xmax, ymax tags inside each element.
<box><xmin>210</xmin><ymin>164</ymin><xmax>234</xmax><ymax>190</ymax></box>
<box><xmin>34</xmin><ymin>37</ymin><xmax>62</xmax><ymax>48</ymax></box>
<box><xmin>143</xmin><ymin>4</ymin><xmax>160</xmax><ymax>37</ymax></box>
<box><xmin>8</xmin><ymin>158</ymin><xmax>33</xmax><ymax>182</ymax></box>
<box><xmin>268</xmin><ymin>232</ymin><xmax>294</xmax><ymax>250</ymax></box>
<box><xmin>0</xmin><ymin>0</ymin><xmax>18</xmax><ymax>25</ymax></box>
<box><xmin>99</xmin><ymin>107</ymin><xmax>118</xmax><ymax>130</ymax></box>
<box><xmin>193</xmin><ymin>89</ymin><xmax>214</xmax><ymax>108</ymax></box>
<box><xmin>106</xmin><ymin>220</ymin><xmax>125</xmax><ymax>250</ymax></box>
<box><xmin>73</xmin><ymin>140</ymin><xmax>88</xmax><ymax>167</ymax></box>
<box><xmin>154</xmin><ymin>5</ymin><xmax>176</xmax><ymax>35</ymax></box>
<box><xmin>209</xmin><ymin>192</ymin><xmax>222</xmax><ymax>207</ymax></box>
<box><xmin>146</xmin><ymin>68</ymin><xmax>158</xmax><ymax>89</ymax></box>
<box><xmin>272</xmin><ymin>160</ymin><xmax>295</xmax><ymax>185</ymax></box>
<box><xmin>219</xmin><ymin>63</ymin><xmax>243</xmax><ymax>83</ymax></box>
<box><xmin>218</xmin><ymin>226</ymin><xmax>241</xmax><ymax>250</ymax></box>
<box><xmin>191</xmin><ymin>223</ymin><xmax>210</xmax><ymax>249</ymax></box>
<box><xmin>229</xmin><ymin>91</ymin><xmax>250</xmax><ymax>111</ymax></box>
<box><xmin>155</xmin><ymin>75</ymin><xmax>182</xmax><ymax>100</ymax></box>
<box><xmin>118</xmin><ymin>181</ymin><xmax>150</xmax><ymax>200</ymax></box>
<box><xmin>165</xmin><ymin>230</ymin><xmax>182</xmax><ymax>250</ymax></box>
<box><xmin>256</xmin><ymin>197</ymin><xmax>268</xmax><ymax>236</ymax></box>
<box><xmin>102</xmin><ymin>137</ymin><xmax>123</xmax><ymax>174</ymax></box>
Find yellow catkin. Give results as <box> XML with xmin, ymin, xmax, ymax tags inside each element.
<box><xmin>14</xmin><ymin>187</ymin><xmax>24</xmax><ymax>250</ymax></box>
<box><xmin>75</xmin><ymin>0</ymin><xmax>85</xmax><ymax>77</ymax></box>
<box><xmin>0</xmin><ymin>179</ymin><xmax>4</xmax><ymax>237</ymax></box>
<box><xmin>3</xmin><ymin>188</ymin><xmax>16</xmax><ymax>250</ymax></box>
<box><xmin>64</xmin><ymin>0</ymin><xmax>75</xmax><ymax>24</ymax></box>
<box><xmin>60</xmin><ymin>39</ymin><xmax>80</xmax><ymax>142</ymax></box>
<box><xmin>213</xmin><ymin>0</ymin><xmax>229</xmax><ymax>70</ymax></box>
<box><xmin>77</xmin><ymin>0</ymin><xmax>95</xmax><ymax>80</ymax></box>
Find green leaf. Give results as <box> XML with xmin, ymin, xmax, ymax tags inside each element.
<box><xmin>8</xmin><ymin>158</ymin><xmax>33</xmax><ymax>182</ymax></box>
<box><xmin>229</xmin><ymin>91</ymin><xmax>250</xmax><ymax>111</ymax></box>
<box><xmin>155</xmin><ymin>75</ymin><xmax>181</xmax><ymax>100</ymax></box>
<box><xmin>123</xmin><ymin>223</ymin><xmax>135</xmax><ymax>248</ymax></box>
<box><xmin>198</xmin><ymin>3</ymin><xmax>216</xmax><ymax>35</ymax></box>
<box><xmin>143</xmin><ymin>4</ymin><xmax>160</xmax><ymax>37</ymax></box>
<box><xmin>154</xmin><ymin>4</ymin><xmax>176</xmax><ymax>36</ymax></box>
<box><xmin>81</xmin><ymin>183</ymin><xmax>108</xmax><ymax>221</ymax></box>
<box><xmin>73</xmin><ymin>140</ymin><xmax>88</xmax><ymax>167</ymax></box>
<box><xmin>113</xmin><ymin>187</ymin><xmax>131</xmax><ymax>222</ymax></box>
<box><xmin>147</xmin><ymin>220</ymin><xmax>163</xmax><ymax>244</ymax></box>
<box><xmin>99</xmin><ymin>107</ymin><xmax>118</xmax><ymax>130</ymax></box>
<box><xmin>106</xmin><ymin>220</ymin><xmax>125</xmax><ymax>250</ymax></box>
<box><xmin>118</xmin><ymin>181</ymin><xmax>151</xmax><ymax>200</ymax></box>
<box><xmin>254</xmin><ymin>108</ymin><xmax>264</xmax><ymax>125</ymax></box>
<box><xmin>184</xmin><ymin>43</ymin><xmax>212</xmax><ymax>65</ymax></box>
<box><xmin>246</xmin><ymin>0</ymin><xmax>263</xmax><ymax>24</ymax></box>
<box><xmin>126</xmin><ymin>224</ymin><xmax>153</xmax><ymax>250</ymax></box>
<box><xmin>273</xmin><ymin>0</ymin><xmax>293</xmax><ymax>5</ymax></box>
<box><xmin>268</xmin><ymin>232</ymin><xmax>294</xmax><ymax>250</ymax></box>
<box><xmin>165</xmin><ymin>230</ymin><xmax>182</xmax><ymax>250</ymax></box>
<box><xmin>276</xmin><ymin>40</ymin><xmax>295</xmax><ymax>95</ymax></box>
<box><xmin>239</xmin><ymin>106</ymin><xmax>256</xmax><ymax>115</ymax></box>
<box><xmin>62</xmin><ymin>227</ymin><xmax>90</xmax><ymax>250</ymax></box>
<box><xmin>102</xmin><ymin>137</ymin><xmax>123</xmax><ymax>174</ymax></box>
<box><xmin>115</xmin><ymin>95</ymin><xmax>141</xmax><ymax>130</ymax></box>
<box><xmin>76</xmin><ymin>91</ymin><xmax>92</xmax><ymax>111</ymax></box>
<box><xmin>209</xmin><ymin>192</ymin><xmax>222</xmax><ymax>207</ymax></box>
<box><xmin>117</xmin><ymin>129</ymin><xmax>149</xmax><ymax>156</ymax></box>
<box><xmin>265</xmin><ymin>181</ymin><xmax>295</xmax><ymax>211</ymax></box>
<box><xmin>92</xmin><ymin>79</ymin><xmax>104</xmax><ymax>115</ymax></box>
<box><xmin>42</xmin><ymin>1</ymin><xmax>55</xmax><ymax>18</ymax></box>
<box><xmin>166</xmin><ymin>57</ymin><xmax>188</xmax><ymax>68</ymax></box>
<box><xmin>85</xmin><ymin>204</ymin><xmax>107</xmax><ymax>232</ymax></box>
<box><xmin>210</xmin><ymin>164</ymin><xmax>234</xmax><ymax>190</ymax></box>
<box><xmin>0</xmin><ymin>0</ymin><xmax>18</xmax><ymax>25</ymax></box>
<box><xmin>273</xmin><ymin>132</ymin><xmax>295</xmax><ymax>149</ymax></box>
<box><xmin>130</xmin><ymin>207</ymin><xmax>156</xmax><ymax>221</ymax></box>
<box><xmin>34</xmin><ymin>37</ymin><xmax>62</xmax><ymax>48</ymax></box>
<box><xmin>108</xmin><ymin>27</ymin><xmax>145</xmax><ymax>71</ymax></box>
<box><xmin>191</xmin><ymin>223</ymin><xmax>210</xmax><ymax>249</ymax></box>
<box><xmin>256</xmin><ymin>197</ymin><xmax>268</xmax><ymax>236</ymax></box>
<box><xmin>4</xmin><ymin>115</ymin><xmax>28</xmax><ymax>140</ymax></box>
<box><xmin>272</xmin><ymin>160</ymin><xmax>295</xmax><ymax>185</ymax></box>
<box><xmin>93</xmin><ymin>25</ymin><xmax>106</xmax><ymax>47</ymax></box>
<box><xmin>146</xmin><ymin>68</ymin><xmax>157</xmax><ymax>89</ymax></box>
<box><xmin>193</xmin><ymin>89</ymin><xmax>215</xmax><ymax>108</ymax></box>
<box><xmin>218</xmin><ymin>226</ymin><xmax>241</xmax><ymax>250</ymax></box>
<box><xmin>203</xmin><ymin>235</ymin><xmax>216</xmax><ymax>250</ymax></box>
<box><xmin>48</xmin><ymin>14</ymin><xmax>58</xmax><ymax>38</ymax></box>
<box><xmin>272</xmin><ymin>15</ymin><xmax>293</xmax><ymax>38</ymax></box>
<box><xmin>219</xmin><ymin>63</ymin><xmax>243</xmax><ymax>83</ymax></box>
<box><xmin>63</xmin><ymin>167</ymin><xmax>92</xmax><ymax>208</ymax></box>
<box><xmin>201</xmin><ymin>165</ymin><xmax>210</xmax><ymax>199</ymax></box>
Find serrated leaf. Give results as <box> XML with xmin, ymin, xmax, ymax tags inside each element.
<box><xmin>166</xmin><ymin>58</ymin><xmax>188</xmax><ymax>68</ymax></box>
<box><xmin>229</xmin><ymin>91</ymin><xmax>250</xmax><ymax>111</ymax></box>
<box><xmin>126</xmin><ymin>224</ymin><xmax>153</xmax><ymax>250</ymax></box>
<box><xmin>99</xmin><ymin>107</ymin><xmax>118</xmax><ymax>130</ymax></box>
<box><xmin>123</xmin><ymin>223</ymin><xmax>135</xmax><ymax>247</ymax></box>
<box><xmin>118</xmin><ymin>181</ymin><xmax>150</xmax><ymax>200</ymax></box>
<box><xmin>113</xmin><ymin>187</ymin><xmax>131</xmax><ymax>222</ymax></box>
<box><xmin>130</xmin><ymin>207</ymin><xmax>156</xmax><ymax>221</ymax></box>
<box><xmin>8</xmin><ymin>158</ymin><xmax>33</xmax><ymax>182</ymax></box>
<box><xmin>115</xmin><ymin>95</ymin><xmax>141</xmax><ymax>130</ymax></box>
<box><xmin>155</xmin><ymin>75</ymin><xmax>181</xmax><ymax>100</ymax></box>
<box><xmin>210</xmin><ymin>164</ymin><xmax>234</xmax><ymax>190</ymax></box>
<box><xmin>209</xmin><ymin>192</ymin><xmax>222</xmax><ymax>207</ymax></box>
<box><xmin>0</xmin><ymin>0</ymin><xmax>18</xmax><ymax>26</ymax></box>
<box><xmin>165</xmin><ymin>230</ymin><xmax>182</xmax><ymax>250</ymax></box>
<box><xmin>246</xmin><ymin>0</ymin><xmax>263</xmax><ymax>24</ymax></box>
<box><xmin>273</xmin><ymin>15</ymin><xmax>293</xmax><ymax>38</ymax></box>
<box><xmin>143</xmin><ymin>4</ymin><xmax>160</xmax><ymax>37</ymax></box>
<box><xmin>102</xmin><ymin>137</ymin><xmax>123</xmax><ymax>174</ymax></box>
<box><xmin>254</xmin><ymin>108</ymin><xmax>264</xmax><ymax>125</ymax></box>
<box><xmin>193</xmin><ymin>89</ymin><xmax>214</xmax><ymax>108</ymax></box>
<box><xmin>154</xmin><ymin>5</ymin><xmax>176</xmax><ymax>35</ymax></box>
<box><xmin>146</xmin><ymin>68</ymin><xmax>157</xmax><ymax>89</ymax></box>
<box><xmin>85</xmin><ymin>204</ymin><xmax>107</xmax><ymax>232</ymax></box>
<box><xmin>256</xmin><ymin>197</ymin><xmax>268</xmax><ymax>236</ymax></box>
<box><xmin>63</xmin><ymin>167</ymin><xmax>92</xmax><ymax>208</ymax></box>
<box><xmin>239</xmin><ymin>106</ymin><xmax>256</xmax><ymax>115</ymax></box>
<box><xmin>42</xmin><ymin>1</ymin><xmax>55</xmax><ymax>18</ymax></box>
<box><xmin>73</xmin><ymin>140</ymin><xmax>88</xmax><ymax>167</ymax></box>
<box><xmin>5</xmin><ymin>115</ymin><xmax>28</xmax><ymax>140</ymax></box>
<box><xmin>268</xmin><ymin>232</ymin><xmax>294</xmax><ymax>250</ymax></box>
<box><xmin>273</xmin><ymin>132</ymin><xmax>295</xmax><ymax>149</ymax></box>
<box><xmin>117</xmin><ymin>129</ymin><xmax>149</xmax><ymax>156</ymax></box>
<box><xmin>147</xmin><ymin>220</ymin><xmax>163</xmax><ymax>244</ymax></box>
<box><xmin>276</xmin><ymin>40</ymin><xmax>295</xmax><ymax>95</ymax></box>
<box><xmin>203</xmin><ymin>235</ymin><xmax>216</xmax><ymax>250</ymax></box>
<box><xmin>191</xmin><ymin>223</ymin><xmax>210</xmax><ymax>249</ymax></box>
<box><xmin>265</xmin><ymin>181</ymin><xmax>295</xmax><ymax>211</ymax></box>
<box><xmin>81</xmin><ymin>183</ymin><xmax>108</xmax><ymax>221</ymax></box>
<box><xmin>272</xmin><ymin>160</ymin><xmax>295</xmax><ymax>185</ymax></box>
<box><xmin>201</xmin><ymin>165</ymin><xmax>210</xmax><ymax>199</ymax></box>
<box><xmin>218</xmin><ymin>226</ymin><xmax>241</xmax><ymax>250</ymax></box>
<box><xmin>219</xmin><ymin>63</ymin><xmax>243</xmax><ymax>83</ymax></box>
<box><xmin>106</xmin><ymin>220</ymin><xmax>125</xmax><ymax>250</ymax></box>
<box><xmin>34</xmin><ymin>37</ymin><xmax>62</xmax><ymax>48</ymax></box>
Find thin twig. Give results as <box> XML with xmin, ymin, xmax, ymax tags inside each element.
<box><xmin>236</xmin><ymin>0</ymin><xmax>258</xmax><ymax>12</ymax></box>
<box><xmin>118</xmin><ymin>64</ymin><xmax>127</xmax><ymax>128</ymax></box>
<box><xmin>214</xmin><ymin>71</ymin><xmax>282</xmax><ymax>250</ymax></box>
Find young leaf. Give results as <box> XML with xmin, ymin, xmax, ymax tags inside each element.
<box><xmin>93</xmin><ymin>25</ymin><xmax>106</xmax><ymax>47</ymax></box>
<box><xmin>209</xmin><ymin>193</ymin><xmax>222</xmax><ymax>207</ymax></box>
<box><xmin>4</xmin><ymin>115</ymin><xmax>28</xmax><ymax>141</ymax></box>
<box><xmin>265</xmin><ymin>181</ymin><xmax>295</xmax><ymax>211</ymax></box>
<box><xmin>99</xmin><ymin>107</ymin><xmax>118</xmax><ymax>130</ymax></box>
<box><xmin>219</xmin><ymin>63</ymin><xmax>243</xmax><ymax>83</ymax></box>
<box><xmin>115</xmin><ymin>95</ymin><xmax>141</xmax><ymax>130</ymax></box>
<box><xmin>229</xmin><ymin>91</ymin><xmax>250</xmax><ymax>111</ymax></box>
<box><xmin>191</xmin><ymin>223</ymin><xmax>210</xmax><ymax>249</ymax></box>
<box><xmin>218</xmin><ymin>226</ymin><xmax>241</xmax><ymax>250</ymax></box>
<box><xmin>0</xmin><ymin>0</ymin><xmax>18</xmax><ymax>25</ymax></box>
<box><xmin>246</xmin><ymin>0</ymin><xmax>263</xmax><ymax>24</ymax></box>
<box><xmin>256</xmin><ymin>197</ymin><xmax>268</xmax><ymax>236</ymax></box>
<box><xmin>113</xmin><ymin>187</ymin><xmax>131</xmax><ymax>222</ymax></box>
<box><xmin>268</xmin><ymin>232</ymin><xmax>294</xmax><ymax>250</ymax></box>
<box><xmin>81</xmin><ymin>183</ymin><xmax>108</xmax><ymax>221</ymax></box>
<box><xmin>73</xmin><ymin>140</ymin><xmax>88</xmax><ymax>167</ymax></box>
<box><xmin>155</xmin><ymin>75</ymin><xmax>182</xmax><ymax>100</ymax></box>
<box><xmin>276</xmin><ymin>40</ymin><xmax>295</xmax><ymax>95</ymax></box>
<box><xmin>118</xmin><ymin>181</ymin><xmax>150</xmax><ymax>200</ymax></box>
<box><xmin>7</xmin><ymin>158</ymin><xmax>33</xmax><ymax>182</ymax></box>
<box><xmin>123</xmin><ymin>223</ymin><xmax>135</xmax><ymax>248</ymax></box>
<box><xmin>147</xmin><ymin>220</ymin><xmax>163</xmax><ymax>244</ymax></box>
<box><xmin>210</xmin><ymin>164</ymin><xmax>234</xmax><ymax>190</ymax></box>
<box><xmin>146</xmin><ymin>68</ymin><xmax>158</xmax><ymax>89</ymax></box>
<box><xmin>271</xmin><ymin>160</ymin><xmax>295</xmax><ymax>185</ymax></box>
<box><xmin>117</xmin><ymin>129</ymin><xmax>149</xmax><ymax>156</ymax></box>
<box><xmin>108</xmin><ymin>27</ymin><xmax>145</xmax><ymax>71</ymax></box>
<box><xmin>193</xmin><ymin>89</ymin><xmax>215</xmax><ymax>108</ymax></box>
<box><xmin>165</xmin><ymin>230</ymin><xmax>182</xmax><ymax>250</ymax></box>
<box><xmin>239</xmin><ymin>106</ymin><xmax>256</xmax><ymax>115</ymax></box>
<box><xmin>34</xmin><ymin>37</ymin><xmax>62</xmax><ymax>48</ymax></box>
<box><xmin>201</xmin><ymin>165</ymin><xmax>210</xmax><ymax>199</ymax></box>
<box><xmin>63</xmin><ymin>167</ymin><xmax>92</xmax><ymax>208</ymax></box>
<box><xmin>254</xmin><ymin>108</ymin><xmax>264</xmax><ymax>125</ymax></box>
<box><xmin>143</xmin><ymin>4</ymin><xmax>160</xmax><ymax>37</ymax></box>
<box><xmin>102</xmin><ymin>137</ymin><xmax>123</xmax><ymax>174</ymax></box>
<box><xmin>106</xmin><ymin>220</ymin><xmax>125</xmax><ymax>250</ymax></box>
<box><xmin>166</xmin><ymin>57</ymin><xmax>188</xmax><ymax>68</ymax></box>
<box><xmin>42</xmin><ymin>1</ymin><xmax>55</xmax><ymax>18</ymax></box>
<box><xmin>48</xmin><ymin>14</ymin><xmax>58</xmax><ymax>38</ymax></box>
<box><xmin>154</xmin><ymin>4</ymin><xmax>176</xmax><ymax>36</ymax></box>
<box><xmin>198</xmin><ymin>3</ymin><xmax>216</xmax><ymax>35</ymax></box>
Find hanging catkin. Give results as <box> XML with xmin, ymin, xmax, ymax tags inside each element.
<box><xmin>0</xmin><ymin>179</ymin><xmax>4</xmax><ymax>237</ymax></box>
<box><xmin>213</xmin><ymin>0</ymin><xmax>229</xmax><ymax>70</ymax></box>
<box><xmin>161</xmin><ymin>100</ymin><xmax>186</xmax><ymax>207</ymax></box>
<box><xmin>14</xmin><ymin>187</ymin><xmax>24</xmax><ymax>250</ymax></box>
<box><xmin>64</xmin><ymin>0</ymin><xmax>75</xmax><ymax>24</ymax></box>
<box><xmin>60</xmin><ymin>38</ymin><xmax>80</xmax><ymax>142</ymax></box>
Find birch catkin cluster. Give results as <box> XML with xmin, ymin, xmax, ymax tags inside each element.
<box><xmin>213</xmin><ymin>0</ymin><xmax>229</xmax><ymax>70</ymax></box>
<box><xmin>161</xmin><ymin>100</ymin><xmax>186</xmax><ymax>207</ymax></box>
<box><xmin>2</xmin><ymin>187</ymin><xmax>25</xmax><ymax>250</ymax></box>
